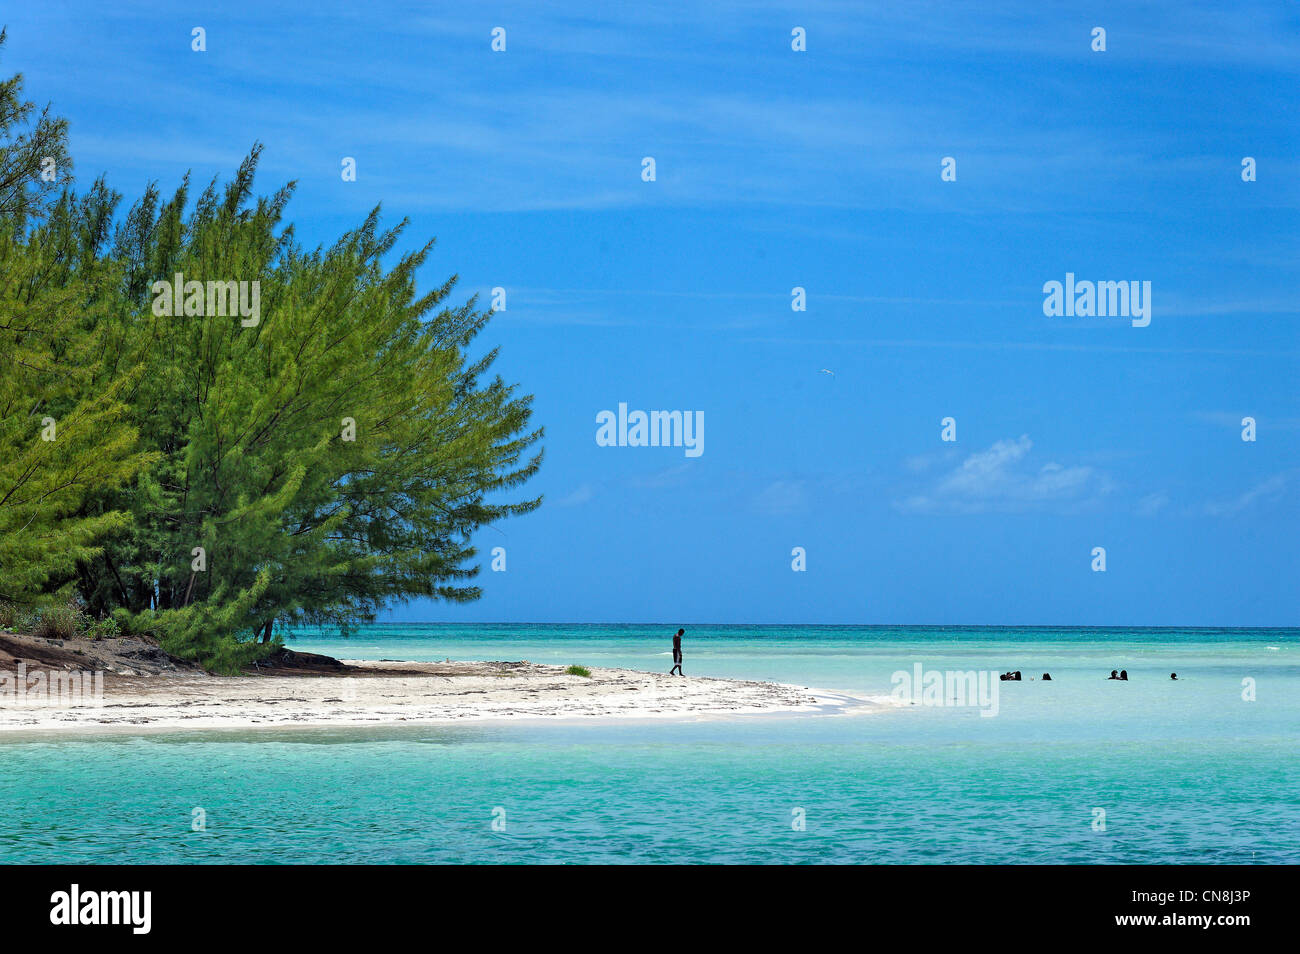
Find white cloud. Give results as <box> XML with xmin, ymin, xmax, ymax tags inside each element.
<box><xmin>1136</xmin><ymin>491</ymin><xmax>1171</xmax><ymax>516</ymax></box>
<box><xmin>896</xmin><ymin>435</ymin><xmax>1114</xmax><ymax>513</ymax></box>
<box><xmin>553</xmin><ymin>483</ymin><xmax>597</xmax><ymax>507</ymax></box>
<box><xmin>752</xmin><ymin>479</ymin><xmax>808</xmax><ymax>516</ymax></box>
<box><xmin>1203</xmin><ymin>473</ymin><xmax>1290</xmax><ymax>517</ymax></box>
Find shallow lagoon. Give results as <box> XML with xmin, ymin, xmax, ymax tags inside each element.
<box><xmin>2</xmin><ymin>625</ymin><xmax>1295</xmax><ymax>864</ymax></box>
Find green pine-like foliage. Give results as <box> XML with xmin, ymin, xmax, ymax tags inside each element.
<box><xmin>0</xmin><ymin>37</ymin><xmax>542</xmax><ymax>671</ymax></box>
<box><xmin>0</xmin><ymin>32</ymin><xmax>149</xmax><ymax>606</ymax></box>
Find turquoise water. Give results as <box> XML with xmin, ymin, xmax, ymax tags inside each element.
<box><xmin>1</xmin><ymin>624</ymin><xmax>1296</xmax><ymax>864</ymax></box>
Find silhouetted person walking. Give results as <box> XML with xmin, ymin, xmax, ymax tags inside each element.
<box><xmin>669</xmin><ymin>628</ymin><xmax>684</xmax><ymax>676</ymax></box>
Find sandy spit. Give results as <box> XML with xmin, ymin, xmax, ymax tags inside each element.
<box><xmin>0</xmin><ymin>660</ymin><xmax>877</xmax><ymax>734</ymax></box>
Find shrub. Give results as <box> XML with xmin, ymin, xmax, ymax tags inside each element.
<box><xmin>85</xmin><ymin>614</ymin><xmax>122</xmax><ymax>640</ymax></box>
<box><xmin>28</xmin><ymin>603</ymin><xmax>82</xmax><ymax>640</ymax></box>
<box><xmin>564</xmin><ymin>665</ymin><xmax>591</xmax><ymax>678</ymax></box>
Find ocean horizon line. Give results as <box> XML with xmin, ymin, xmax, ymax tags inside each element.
<box><xmin>313</xmin><ymin>621</ymin><xmax>1300</xmax><ymax>632</ymax></box>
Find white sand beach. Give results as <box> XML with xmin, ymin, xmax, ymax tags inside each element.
<box><xmin>0</xmin><ymin>659</ymin><xmax>875</xmax><ymax>733</ymax></box>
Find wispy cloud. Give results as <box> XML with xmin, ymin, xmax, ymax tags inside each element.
<box><xmin>1136</xmin><ymin>491</ymin><xmax>1171</xmax><ymax>516</ymax></box>
<box><xmin>751</xmin><ymin>479</ymin><xmax>809</xmax><ymax>516</ymax></box>
<box><xmin>36</xmin><ymin>0</ymin><xmax>1300</xmax><ymax>214</ymax></box>
<box><xmin>552</xmin><ymin>483</ymin><xmax>597</xmax><ymax>507</ymax></box>
<box><xmin>1202</xmin><ymin>472</ymin><xmax>1291</xmax><ymax>517</ymax></box>
<box><xmin>1193</xmin><ymin>411</ymin><xmax>1300</xmax><ymax>431</ymax></box>
<box><xmin>896</xmin><ymin>435</ymin><xmax>1115</xmax><ymax>513</ymax></box>
<box><xmin>549</xmin><ymin>463</ymin><xmax>695</xmax><ymax>507</ymax></box>
<box><xmin>628</xmin><ymin>464</ymin><xmax>693</xmax><ymax>490</ymax></box>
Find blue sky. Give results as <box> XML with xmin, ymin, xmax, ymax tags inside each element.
<box><xmin>10</xmin><ymin>1</ymin><xmax>1298</xmax><ymax>625</ymax></box>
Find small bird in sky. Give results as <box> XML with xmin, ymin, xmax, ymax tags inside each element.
<box><xmin>819</xmin><ymin>368</ymin><xmax>835</xmax><ymax>377</ymax></box>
